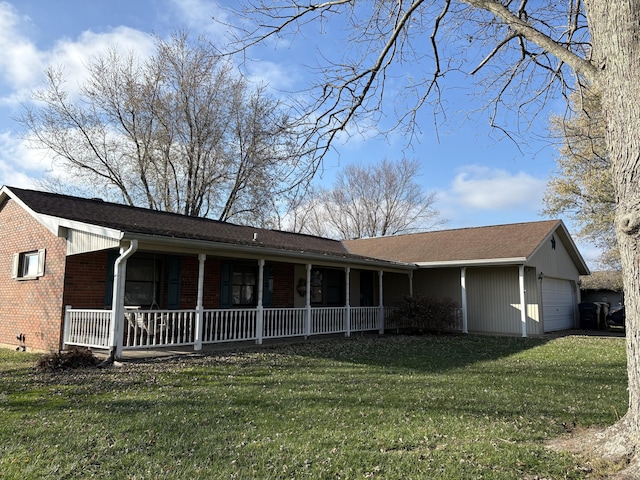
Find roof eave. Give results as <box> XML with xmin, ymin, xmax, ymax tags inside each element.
<box><xmin>1</xmin><ymin>186</ymin><xmax>123</xmax><ymax>241</ymax></box>
<box><xmin>415</xmin><ymin>257</ymin><xmax>527</xmax><ymax>268</ymax></box>
<box><xmin>124</xmin><ymin>232</ymin><xmax>415</xmax><ymax>272</ymax></box>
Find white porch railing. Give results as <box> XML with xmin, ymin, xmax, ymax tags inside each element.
<box><xmin>64</xmin><ymin>307</ymin><xmax>111</xmax><ymax>349</ymax></box>
<box><xmin>202</xmin><ymin>309</ymin><xmax>257</xmax><ymax>343</ymax></box>
<box><xmin>63</xmin><ymin>306</ymin><xmax>387</xmax><ymax>352</ymax></box>
<box><xmin>311</xmin><ymin>307</ymin><xmax>345</xmax><ymax>335</ymax></box>
<box><xmin>350</xmin><ymin>306</ymin><xmax>381</xmax><ymax>332</ymax></box>
<box><xmin>263</xmin><ymin>307</ymin><xmax>306</xmax><ymax>339</ymax></box>
<box><xmin>124</xmin><ymin>309</ymin><xmax>196</xmax><ymax>349</ymax></box>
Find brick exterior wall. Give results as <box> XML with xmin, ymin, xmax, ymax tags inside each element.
<box><xmin>63</xmin><ymin>250</ymin><xmax>110</xmax><ymax>308</ymax></box>
<box><xmin>0</xmin><ymin>196</ymin><xmax>299</xmax><ymax>353</ymax></box>
<box><xmin>174</xmin><ymin>256</ymin><xmax>222</xmax><ymax>309</ymax></box>
<box><xmin>271</xmin><ymin>262</ymin><xmax>295</xmax><ymax>308</ymax></box>
<box><xmin>0</xmin><ymin>199</ymin><xmax>67</xmax><ymax>352</ymax></box>
<box><xmin>174</xmin><ymin>257</ymin><xmax>294</xmax><ymax>309</ymax></box>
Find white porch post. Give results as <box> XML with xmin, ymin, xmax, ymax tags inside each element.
<box><xmin>519</xmin><ymin>265</ymin><xmax>528</xmax><ymax>338</ymax></box>
<box><xmin>109</xmin><ymin>240</ymin><xmax>138</xmax><ymax>359</ymax></box>
<box><xmin>305</xmin><ymin>264</ymin><xmax>312</xmax><ymax>338</ymax></box>
<box><xmin>345</xmin><ymin>267</ymin><xmax>351</xmax><ymax>337</ymax></box>
<box><xmin>194</xmin><ymin>253</ymin><xmax>206</xmax><ymax>351</ymax></box>
<box><xmin>460</xmin><ymin>267</ymin><xmax>468</xmax><ymax>334</ymax></box>
<box><xmin>378</xmin><ymin>270</ymin><xmax>384</xmax><ymax>334</ymax></box>
<box><xmin>256</xmin><ymin>259</ymin><xmax>265</xmax><ymax>345</ymax></box>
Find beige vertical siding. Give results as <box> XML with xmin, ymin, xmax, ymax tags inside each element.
<box><xmin>525</xmin><ymin>266</ymin><xmax>543</xmax><ymax>335</ymax></box>
<box><xmin>293</xmin><ymin>264</ymin><xmax>307</xmax><ymax>308</ymax></box>
<box><xmin>465</xmin><ymin>266</ymin><xmax>542</xmax><ymax>336</ymax></box>
<box><xmin>466</xmin><ymin>267</ymin><xmax>522</xmax><ymax>335</ymax></box>
<box><xmin>66</xmin><ymin>229</ymin><xmax>120</xmax><ymax>255</ymax></box>
<box><xmin>530</xmin><ymin>234</ymin><xmax>580</xmax><ymax>281</ymax></box>
<box><xmin>412</xmin><ymin>268</ymin><xmax>462</xmax><ymax>305</ymax></box>
<box><xmin>382</xmin><ymin>272</ymin><xmax>412</xmax><ymax>305</ymax></box>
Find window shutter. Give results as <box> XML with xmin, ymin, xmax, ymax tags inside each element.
<box><xmin>36</xmin><ymin>249</ymin><xmax>46</xmax><ymax>277</ymax></box>
<box><xmin>220</xmin><ymin>261</ymin><xmax>232</xmax><ymax>308</ymax></box>
<box><xmin>167</xmin><ymin>256</ymin><xmax>182</xmax><ymax>309</ymax></box>
<box><xmin>11</xmin><ymin>253</ymin><xmax>19</xmax><ymax>279</ymax></box>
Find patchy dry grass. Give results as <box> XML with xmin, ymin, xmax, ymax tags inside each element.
<box><xmin>0</xmin><ymin>334</ymin><xmax>628</xmax><ymax>479</ymax></box>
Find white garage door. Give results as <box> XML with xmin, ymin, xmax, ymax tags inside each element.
<box><xmin>542</xmin><ymin>278</ymin><xmax>576</xmax><ymax>332</ymax></box>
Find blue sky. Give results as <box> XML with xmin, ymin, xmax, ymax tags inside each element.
<box><xmin>0</xmin><ymin>0</ymin><xmax>600</xmax><ymax>266</ymax></box>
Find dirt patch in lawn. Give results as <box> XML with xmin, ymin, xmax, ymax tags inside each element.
<box><xmin>547</xmin><ymin>426</ymin><xmax>638</xmax><ymax>479</ymax></box>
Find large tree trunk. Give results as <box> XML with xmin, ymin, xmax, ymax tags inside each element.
<box><xmin>585</xmin><ymin>0</ymin><xmax>640</xmax><ymax>467</ymax></box>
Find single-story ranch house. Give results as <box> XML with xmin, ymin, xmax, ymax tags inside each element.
<box><xmin>0</xmin><ymin>186</ymin><xmax>589</xmax><ymax>357</ymax></box>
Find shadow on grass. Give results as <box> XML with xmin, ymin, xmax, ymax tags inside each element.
<box><xmin>254</xmin><ymin>332</ymin><xmax>553</xmax><ymax>375</ymax></box>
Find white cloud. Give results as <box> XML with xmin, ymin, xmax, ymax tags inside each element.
<box><xmin>167</xmin><ymin>0</ymin><xmax>232</xmax><ymax>40</ymax></box>
<box><xmin>447</xmin><ymin>165</ymin><xmax>546</xmax><ymax>210</ymax></box>
<box><xmin>0</xmin><ymin>1</ymin><xmax>155</xmax><ymax>107</ymax></box>
<box><xmin>435</xmin><ymin>165</ymin><xmax>547</xmax><ymax>226</ymax></box>
<box><xmin>0</xmin><ymin>3</ymin><xmax>46</xmax><ymax>100</ymax></box>
<box><xmin>0</xmin><ymin>132</ymin><xmax>53</xmax><ymax>188</ymax></box>
<box><xmin>45</xmin><ymin>27</ymin><xmax>155</xmax><ymax>98</ymax></box>
<box><xmin>0</xmin><ymin>3</ymin><xmax>157</xmax><ymax>185</ymax></box>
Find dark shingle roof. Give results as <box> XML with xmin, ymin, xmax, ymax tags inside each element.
<box><xmin>344</xmin><ymin>221</ymin><xmax>564</xmax><ymax>264</ymax></box>
<box><xmin>7</xmin><ymin>187</ymin><xmax>352</xmax><ymax>257</ymax></box>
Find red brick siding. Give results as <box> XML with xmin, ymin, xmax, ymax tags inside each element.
<box><xmin>175</xmin><ymin>257</ymin><xmax>293</xmax><ymax>308</ymax></box>
<box><xmin>0</xmin><ymin>199</ymin><xmax>67</xmax><ymax>352</ymax></box>
<box><xmin>204</xmin><ymin>258</ymin><xmax>221</xmax><ymax>308</ymax></box>
<box><xmin>173</xmin><ymin>256</ymin><xmax>222</xmax><ymax>309</ymax></box>
<box><xmin>270</xmin><ymin>262</ymin><xmax>294</xmax><ymax>307</ymax></box>
<box><xmin>63</xmin><ymin>250</ymin><xmax>110</xmax><ymax>308</ymax></box>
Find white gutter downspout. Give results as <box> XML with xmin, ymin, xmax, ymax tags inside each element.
<box><xmin>108</xmin><ymin>239</ymin><xmax>138</xmax><ymax>359</ymax></box>
<box><xmin>460</xmin><ymin>267</ymin><xmax>468</xmax><ymax>334</ymax></box>
<box><xmin>519</xmin><ymin>265</ymin><xmax>528</xmax><ymax>338</ymax></box>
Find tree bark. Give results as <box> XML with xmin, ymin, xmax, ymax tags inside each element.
<box><xmin>584</xmin><ymin>0</ymin><xmax>640</xmax><ymax>463</ymax></box>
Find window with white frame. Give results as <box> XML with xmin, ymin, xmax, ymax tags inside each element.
<box><xmin>12</xmin><ymin>249</ymin><xmax>46</xmax><ymax>280</ymax></box>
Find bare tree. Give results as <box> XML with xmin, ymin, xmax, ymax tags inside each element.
<box><xmin>543</xmin><ymin>87</ymin><xmax>618</xmax><ymax>269</ymax></box>
<box><xmin>226</xmin><ymin>0</ymin><xmax>640</xmax><ymax>471</ymax></box>
<box><xmin>295</xmin><ymin>158</ymin><xmax>443</xmax><ymax>239</ymax></box>
<box><xmin>19</xmin><ymin>32</ymin><xmax>311</xmax><ymax>223</ymax></box>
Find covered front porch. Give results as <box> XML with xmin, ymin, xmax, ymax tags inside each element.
<box><xmin>63</xmin><ymin>304</ymin><xmax>392</xmax><ymax>353</ymax></box>
<box><xmin>62</xmin><ymin>239</ymin><xmax>412</xmax><ymax>357</ymax></box>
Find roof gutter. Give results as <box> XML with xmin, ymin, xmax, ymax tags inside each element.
<box><xmin>415</xmin><ymin>257</ymin><xmax>528</xmax><ymax>268</ymax></box>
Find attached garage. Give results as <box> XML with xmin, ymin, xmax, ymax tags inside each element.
<box><xmin>345</xmin><ymin>220</ymin><xmax>590</xmax><ymax>337</ymax></box>
<box><xmin>542</xmin><ymin>278</ymin><xmax>577</xmax><ymax>332</ymax></box>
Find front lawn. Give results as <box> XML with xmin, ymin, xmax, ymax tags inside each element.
<box><xmin>0</xmin><ymin>334</ymin><xmax>628</xmax><ymax>479</ymax></box>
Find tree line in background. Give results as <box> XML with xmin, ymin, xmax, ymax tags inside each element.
<box><xmin>284</xmin><ymin>158</ymin><xmax>444</xmax><ymax>239</ymax></box>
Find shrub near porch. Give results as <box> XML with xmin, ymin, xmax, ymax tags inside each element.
<box><xmin>0</xmin><ymin>334</ymin><xmax>628</xmax><ymax>479</ymax></box>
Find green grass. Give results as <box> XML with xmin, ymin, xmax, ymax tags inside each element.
<box><xmin>0</xmin><ymin>334</ymin><xmax>628</xmax><ymax>479</ymax></box>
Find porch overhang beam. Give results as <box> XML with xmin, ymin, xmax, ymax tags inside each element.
<box><xmin>122</xmin><ymin>232</ymin><xmax>414</xmax><ymax>273</ymax></box>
